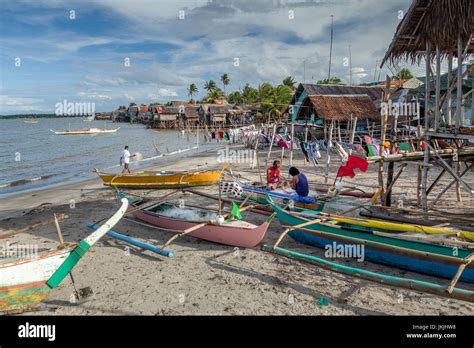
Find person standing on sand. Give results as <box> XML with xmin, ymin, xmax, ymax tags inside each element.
<box><xmin>120</xmin><ymin>145</ymin><xmax>136</xmax><ymax>175</ymax></box>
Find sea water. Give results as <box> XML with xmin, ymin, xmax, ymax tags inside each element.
<box><xmin>0</xmin><ymin>117</ymin><xmax>219</xmax><ymax>196</ymax></box>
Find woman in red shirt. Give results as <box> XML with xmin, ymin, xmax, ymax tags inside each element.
<box><xmin>266</xmin><ymin>160</ymin><xmax>281</xmax><ymax>190</ymax></box>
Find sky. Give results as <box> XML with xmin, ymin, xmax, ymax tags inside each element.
<box><xmin>0</xmin><ymin>0</ymin><xmax>421</xmax><ymax>114</ymax></box>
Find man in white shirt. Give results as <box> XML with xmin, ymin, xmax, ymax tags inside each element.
<box><xmin>120</xmin><ymin>145</ymin><xmax>135</xmax><ymax>174</ymax></box>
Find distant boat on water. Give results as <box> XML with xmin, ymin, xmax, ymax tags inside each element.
<box><xmin>50</xmin><ymin>127</ymin><xmax>120</xmax><ymax>135</ymax></box>
<box><xmin>23</xmin><ymin>119</ymin><xmax>38</xmax><ymax>124</ymax></box>
<box><xmin>83</xmin><ymin>115</ymin><xmax>95</xmax><ymax>122</ymax></box>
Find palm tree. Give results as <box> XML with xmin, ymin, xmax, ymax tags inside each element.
<box><xmin>204</xmin><ymin>80</ymin><xmax>217</xmax><ymax>94</ymax></box>
<box><xmin>395</xmin><ymin>68</ymin><xmax>413</xmax><ymax>80</ymax></box>
<box><xmin>187</xmin><ymin>83</ymin><xmax>198</xmax><ymax>101</ymax></box>
<box><xmin>220</xmin><ymin>74</ymin><xmax>230</xmax><ymax>96</ymax></box>
<box><xmin>282</xmin><ymin>76</ymin><xmax>296</xmax><ymax>90</ymax></box>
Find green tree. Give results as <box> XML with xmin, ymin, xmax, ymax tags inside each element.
<box><xmin>241</xmin><ymin>84</ymin><xmax>259</xmax><ymax>103</ymax></box>
<box><xmin>395</xmin><ymin>68</ymin><xmax>413</xmax><ymax>80</ymax></box>
<box><xmin>187</xmin><ymin>83</ymin><xmax>198</xmax><ymax>101</ymax></box>
<box><xmin>220</xmin><ymin>74</ymin><xmax>230</xmax><ymax>96</ymax></box>
<box><xmin>204</xmin><ymin>80</ymin><xmax>217</xmax><ymax>93</ymax></box>
<box><xmin>282</xmin><ymin>76</ymin><xmax>297</xmax><ymax>90</ymax></box>
<box><xmin>227</xmin><ymin>91</ymin><xmax>243</xmax><ymax>104</ymax></box>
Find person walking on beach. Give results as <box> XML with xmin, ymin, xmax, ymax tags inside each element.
<box><xmin>266</xmin><ymin>160</ymin><xmax>281</xmax><ymax>190</ymax></box>
<box><xmin>285</xmin><ymin>167</ymin><xmax>309</xmax><ymax>197</ymax></box>
<box><xmin>120</xmin><ymin>145</ymin><xmax>136</xmax><ymax>175</ymax></box>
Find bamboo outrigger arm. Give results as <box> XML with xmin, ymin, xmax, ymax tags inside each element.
<box><xmin>262</xmin><ymin>244</ymin><xmax>474</xmax><ymax>303</ymax></box>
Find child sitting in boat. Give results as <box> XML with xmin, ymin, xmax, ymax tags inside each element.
<box><xmin>266</xmin><ymin>160</ymin><xmax>281</xmax><ymax>190</ymax></box>
<box><xmin>285</xmin><ymin>167</ymin><xmax>309</xmax><ymax>197</ymax></box>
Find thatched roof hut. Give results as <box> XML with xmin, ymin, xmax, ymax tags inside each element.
<box><xmin>296</xmin><ymin>95</ymin><xmax>380</xmax><ymax>122</ymax></box>
<box><xmin>381</xmin><ymin>0</ymin><xmax>473</xmax><ymax>66</ymax></box>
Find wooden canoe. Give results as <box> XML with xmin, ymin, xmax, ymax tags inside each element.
<box><xmin>95</xmin><ymin>163</ymin><xmax>229</xmax><ymax>189</ymax></box>
<box><xmin>268</xmin><ymin>198</ymin><xmax>474</xmax><ymax>283</ymax></box>
<box><xmin>0</xmin><ymin>198</ymin><xmax>128</xmax><ymax>314</ymax></box>
<box><xmin>130</xmin><ymin>198</ymin><xmax>274</xmax><ymax>248</ymax></box>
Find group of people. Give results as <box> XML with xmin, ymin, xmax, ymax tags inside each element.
<box><xmin>266</xmin><ymin>160</ymin><xmax>309</xmax><ymax>197</ymax></box>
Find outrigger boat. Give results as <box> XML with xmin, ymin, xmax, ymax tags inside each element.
<box><xmin>0</xmin><ymin>198</ymin><xmax>128</xmax><ymax>314</ymax></box>
<box><xmin>123</xmin><ymin>194</ymin><xmax>275</xmax><ymax>248</ymax></box>
<box><xmin>50</xmin><ymin>127</ymin><xmax>120</xmax><ymax>135</ymax></box>
<box><xmin>240</xmin><ymin>186</ymin><xmax>377</xmax><ymax>215</ymax></box>
<box><xmin>95</xmin><ymin>164</ymin><xmax>229</xmax><ymax>189</ymax></box>
<box><xmin>266</xmin><ymin>195</ymin><xmax>474</xmax><ymax>284</ymax></box>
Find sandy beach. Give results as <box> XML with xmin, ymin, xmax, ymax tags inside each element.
<box><xmin>1</xmin><ymin>144</ymin><xmax>473</xmax><ymax>316</ymax></box>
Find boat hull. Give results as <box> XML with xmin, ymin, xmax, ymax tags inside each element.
<box><xmin>97</xmin><ymin>166</ymin><xmax>226</xmax><ymax>189</ymax></box>
<box><xmin>51</xmin><ymin>128</ymin><xmax>119</xmax><ymax>135</ymax></box>
<box><xmin>0</xmin><ymin>248</ymin><xmax>72</xmax><ymax>313</ymax></box>
<box><xmin>133</xmin><ymin>209</ymin><xmax>270</xmax><ymax>248</ymax></box>
<box><xmin>272</xmin><ymin>204</ymin><xmax>474</xmax><ymax>283</ymax></box>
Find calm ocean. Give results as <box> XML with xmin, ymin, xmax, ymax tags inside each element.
<box><xmin>0</xmin><ymin>118</ymin><xmax>219</xmax><ymax>196</ymax></box>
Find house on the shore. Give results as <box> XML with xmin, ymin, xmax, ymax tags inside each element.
<box><xmin>181</xmin><ymin>105</ymin><xmax>200</xmax><ymax>127</ymax></box>
<box><xmin>150</xmin><ymin>105</ymin><xmax>179</xmax><ymax>128</ymax></box>
<box><xmin>229</xmin><ymin>103</ymin><xmax>261</xmax><ymax>125</ymax></box>
<box><xmin>112</xmin><ymin>106</ymin><xmax>128</xmax><ymax>122</ymax></box>
<box><xmin>197</xmin><ymin>104</ymin><xmax>229</xmax><ymax>126</ymax></box>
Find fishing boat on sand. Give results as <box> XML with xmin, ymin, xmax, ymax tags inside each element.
<box><xmin>50</xmin><ymin>127</ymin><xmax>120</xmax><ymax>135</ymax></box>
<box><xmin>95</xmin><ymin>164</ymin><xmax>229</xmax><ymax>189</ymax></box>
<box><xmin>266</xmin><ymin>196</ymin><xmax>474</xmax><ymax>284</ymax></box>
<box><xmin>239</xmin><ymin>185</ymin><xmax>377</xmax><ymax>215</ymax></box>
<box><xmin>125</xmin><ymin>195</ymin><xmax>275</xmax><ymax>248</ymax></box>
<box><xmin>0</xmin><ymin>198</ymin><xmax>128</xmax><ymax>314</ymax></box>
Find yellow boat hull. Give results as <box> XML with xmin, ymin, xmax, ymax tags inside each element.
<box><xmin>96</xmin><ymin>164</ymin><xmax>228</xmax><ymax>189</ymax></box>
<box><xmin>329</xmin><ymin>215</ymin><xmax>474</xmax><ymax>241</ymax></box>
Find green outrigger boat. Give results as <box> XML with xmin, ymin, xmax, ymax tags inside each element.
<box><xmin>264</xmin><ymin>195</ymin><xmax>474</xmax><ymax>302</ymax></box>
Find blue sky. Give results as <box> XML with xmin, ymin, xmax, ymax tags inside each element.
<box><xmin>0</xmin><ymin>0</ymin><xmax>419</xmax><ymax>114</ymax></box>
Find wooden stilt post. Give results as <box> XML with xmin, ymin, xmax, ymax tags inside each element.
<box><xmin>434</xmin><ymin>45</ymin><xmax>441</xmax><ymax>131</ymax></box>
<box><xmin>447</xmin><ymin>51</ymin><xmax>453</xmax><ymax>126</ymax></box>
<box><xmin>325</xmin><ymin>119</ymin><xmax>334</xmax><ymax>184</ymax></box>
<box><xmin>417</xmin><ymin>162</ymin><xmax>422</xmax><ymax>207</ymax></box>
<box><xmin>280</xmin><ymin>125</ymin><xmax>288</xmax><ymax>165</ymax></box>
<box><xmin>378</xmin><ymin>75</ymin><xmax>391</xmax><ymax>204</ymax></box>
<box><xmin>304</xmin><ymin>125</ymin><xmax>308</xmax><ymax>166</ymax></box>
<box><xmin>455</xmin><ymin>34</ymin><xmax>463</xmax><ymax>129</ymax></box>
<box><xmin>266</xmin><ymin>123</ymin><xmax>277</xmax><ymax>164</ymax></box>
<box><xmin>421</xmin><ymin>41</ymin><xmax>431</xmax><ymax>211</ymax></box>
<box><xmin>290</xmin><ymin>122</ymin><xmax>295</xmax><ymax>166</ymax></box>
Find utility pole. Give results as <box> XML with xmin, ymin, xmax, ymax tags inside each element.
<box><xmin>328</xmin><ymin>15</ymin><xmax>334</xmax><ymax>81</ymax></box>
<box><xmin>303</xmin><ymin>59</ymin><xmax>306</xmax><ymax>83</ymax></box>
<box><xmin>349</xmin><ymin>45</ymin><xmax>352</xmax><ymax>86</ymax></box>
<box><xmin>373</xmin><ymin>60</ymin><xmax>379</xmax><ymax>82</ymax></box>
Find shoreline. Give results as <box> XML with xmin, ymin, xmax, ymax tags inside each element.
<box><xmin>0</xmin><ymin>143</ymin><xmax>229</xmax><ymax>219</ymax></box>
